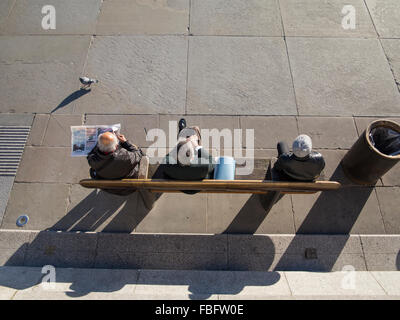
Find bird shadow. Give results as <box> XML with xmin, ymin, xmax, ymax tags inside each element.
<box><xmin>51</xmin><ymin>88</ymin><xmax>90</xmax><ymax>113</ymax></box>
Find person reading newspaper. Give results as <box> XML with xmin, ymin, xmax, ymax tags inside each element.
<box><xmin>87</xmin><ymin>131</ymin><xmax>144</xmax><ymax>195</ymax></box>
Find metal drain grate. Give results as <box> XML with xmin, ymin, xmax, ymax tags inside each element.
<box><xmin>0</xmin><ymin>126</ymin><xmax>30</xmax><ymax>177</ymax></box>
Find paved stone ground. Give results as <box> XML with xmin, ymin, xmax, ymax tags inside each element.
<box><xmin>0</xmin><ymin>266</ymin><xmax>399</xmax><ymax>300</ymax></box>
<box><xmin>0</xmin><ymin>1</ymin><xmax>399</xmax><ymax>242</ymax></box>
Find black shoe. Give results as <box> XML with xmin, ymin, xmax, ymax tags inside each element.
<box><xmin>178</xmin><ymin>118</ymin><xmax>187</xmax><ymax>132</ymax></box>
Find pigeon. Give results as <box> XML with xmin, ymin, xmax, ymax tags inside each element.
<box><xmin>79</xmin><ymin>76</ymin><xmax>98</xmax><ymax>89</ymax></box>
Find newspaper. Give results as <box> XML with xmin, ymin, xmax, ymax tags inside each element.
<box><xmin>70</xmin><ymin>124</ymin><xmax>121</xmax><ymax>157</ymax></box>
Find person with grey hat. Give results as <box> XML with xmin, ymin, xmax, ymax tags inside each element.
<box><xmin>275</xmin><ymin>134</ymin><xmax>325</xmax><ymax>181</ymax></box>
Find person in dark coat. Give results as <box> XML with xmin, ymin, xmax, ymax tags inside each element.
<box><xmin>87</xmin><ymin>131</ymin><xmax>144</xmax><ymax>195</ymax></box>
<box><xmin>275</xmin><ymin>134</ymin><xmax>325</xmax><ymax>181</ymax></box>
<box><xmin>163</xmin><ymin>119</ymin><xmax>215</xmax><ymax>181</ymax></box>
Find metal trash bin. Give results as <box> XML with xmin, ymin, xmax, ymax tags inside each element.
<box><xmin>341</xmin><ymin>119</ymin><xmax>400</xmax><ymax>185</ymax></box>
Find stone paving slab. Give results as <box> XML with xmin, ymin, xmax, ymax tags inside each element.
<box><xmin>190</xmin><ymin>0</ymin><xmax>282</xmax><ymax>36</ymax></box>
<box><xmin>1</xmin><ymin>183</ymin><xmax>70</xmax><ymax>230</ymax></box>
<box><xmin>1</xmin><ymin>266</ymin><xmax>399</xmax><ymax>300</ymax></box>
<box><xmin>0</xmin><ymin>230</ymin><xmax>30</xmax><ymax>265</ymax></box>
<box><xmin>0</xmin><ymin>231</ymin><xmax>399</xmax><ymax>271</ymax></box>
<box><xmin>59</xmin><ymin>186</ymin><xmax>141</xmax><ymax>233</ymax></box>
<box><xmin>0</xmin><ymin>114</ymin><xmax>33</xmax><ymax>126</ymax></box>
<box><xmin>381</xmin><ymin>40</ymin><xmax>400</xmax><ymax>90</ymax></box>
<box><xmin>94</xmin><ymin>251</ymin><xmax>228</xmax><ymax>270</ymax></box>
<box><xmin>187</xmin><ymin>36</ymin><xmax>297</xmax><ymax>115</ymax></box>
<box><xmin>135</xmin><ymin>193</ymin><xmax>207</xmax><ymax>233</ymax></box>
<box><xmin>0</xmin><ymin>36</ymin><xmax>91</xmax><ymax>113</ymax></box>
<box><xmin>375</xmin><ymin>188</ymin><xmax>400</xmax><ymax>234</ymax></box>
<box><xmin>15</xmin><ymin>147</ymin><xmax>89</xmax><ymax>183</ymax></box>
<box><xmin>227</xmin><ymin>234</ymin><xmax>366</xmax><ymax>272</ymax></box>
<box><xmin>2</xmin><ymin>266</ymin><xmax>400</xmax><ymax>300</ymax></box>
<box><xmin>41</xmin><ymin>115</ymin><xmax>83</xmax><ymax>147</ymax></box>
<box><xmin>291</xmin><ymin>187</ymin><xmax>386</xmax><ymax>234</ymax></box>
<box><xmin>273</xmin><ymin>253</ymin><xmax>368</xmax><ymax>272</ymax></box>
<box><xmin>371</xmin><ymin>271</ymin><xmax>400</xmax><ymax>295</ymax></box>
<box><xmin>280</xmin><ymin>0</ymin><xmax>376</xmax><ymax>38</ymax></box>
<box><xmin>159</xmin><ymin>114</ymin><xmax>241</xmax><ymax>149</ymax></box>
<box><xmin>12</xmin><ymin>267</ymin><xmax>138</xmax><ymax>296</ymax></box>
<box><xmin>240</xmin><ymin>116</ymin><xmax>298</xmax><ymax>149</ymax></box>
<box><xmin>365</xmin><ymin>0</ymin><xmax>400</xmax><ymax>38</ymax></box>
<box><xmin>0</xmin><ymin>248</ymin><xmax>25</xmax><ymax>266</ymax></box>
<box><xmin>24</xmin><ymin>248</ymin><xmax>96</xmax><ymax>268</ymax></box>
<box><xmin>135</xmin><ymin>269</ymin><xmax>288</xmax><ymax>297</ymax></box>
<box><xmin>1</xmin><ymin>0</ymin><xmax>102</xmax><ymax>35</ymax></box>
<box><xmin>97</xmin><ymin>233</ymin><xmax>227</xmax><ymax>254</ymax></box>
<box><xmin>74</xmin><ymin>36</ymin><xmax>187</xmax><ymax>115</ymax></box>
<box><xmin>23</xmin><ymin>231</ymin><xmax>98</xmax><ymax>268</ymax></box>
<box><xmin>287</xmin><ymin>38</ymin><xmax>400</xmax><ymax>116</ymax></box>
<box><xmin>26</xmin><ymin>114</ymin><xmax>49</xmax><ymax>146</ymax></box>
<box><xmin>0</xmin><ymin>177</ymin><xmax>14</xmax><ymax>227</ymax></box>
<box><xmin>0</xmin><ymin>0</ymin><xmax>14</xmax><ymax>33</ymax></box>
<box><xmin>297</xmin><ymin>117</ymin><xmax>358</xmax><ymax>149</ymax></box>
<box><xmin>360</xmin><ymin>235</ymin><xmax>400</xmax><ymax>254</ymax></box>
<box><xmin>28</xmin><ymin>230</ymin><xmax>98</xmax><ymax>252</ymax></box>
<box><xmin>85</xmin><ymin>114</ymin><xmax>159</xmax><ymax>148</ymax></box>
<box><xmin>206</xmin><ymin>193</ymin><xmax>295</xmax><ymax>234</ymax></box>
<box><xmin>364</xmin><ymin>254</ymin><xmax>399</xmax><ymax>272</ymax></box>
<box><xmin>353</xmin><ymin>116</ymin><xmax>400</xmax><ymax>135</ymax></box>
<box><xmin>284</xmin><ymin>271</ymin><xmax>386</xmax><ymax>296</ymax></box>
<box><xmin>314</xmin><ymin>149</ymin><xmax>365</xmax><ymax>186</ymax></box>
<box><xmin>96</xmin><ymin>0</ymin><xmax>189</xmax><ymax>35</ymax></box>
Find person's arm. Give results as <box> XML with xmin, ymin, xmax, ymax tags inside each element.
<box><xmin>117</xmin><ymin>134</ymin><xmax>144</xmax><ymax>165</ymax></box>
<box><xmin>117</xmin><ymin>134</ymin><xmax>143</xmax><ymax>152</ymax></box>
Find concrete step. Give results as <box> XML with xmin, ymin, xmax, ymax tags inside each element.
<box><xmin>0</xmin><ymin>230</ymin><xmax>399</xmax><ymax>272</ymax></box>
<box><xmin>0</xmin><ymin>266</ymin><xmax>399</xmax><ymax>300</ymax></box>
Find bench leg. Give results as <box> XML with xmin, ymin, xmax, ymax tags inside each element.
<box><xmin>138</xmin><ymin>189</ymin><xmax>162</xmax><ymax>210</ymax></box>
<box><xmin>258</xmin><ymin>191</ymin><xmax>282</xmax><ymax>212</ymax></box>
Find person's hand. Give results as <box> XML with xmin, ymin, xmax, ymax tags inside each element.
<box><xmin>116</xmin><ymin>133</ymin><xmax>127</xmax><ymax>143</ymax></box>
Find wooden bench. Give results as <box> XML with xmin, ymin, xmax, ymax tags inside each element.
<box><xmin>79</xmin><ymin>156</ymin><xmax>341</xmax><ymax>210</ymax></box>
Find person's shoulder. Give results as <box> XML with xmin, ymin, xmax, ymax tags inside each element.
<box><xmin>310</xmin><ymin>151</ymin><xmax>324</xmax><ymax>160</ymax></box>
<box><xmin>277</xmin><ymin>153</ymin><xmax>293</xmax><ymax>162</ymax></box>
<box><xmin>309</xmin><ymin>151</ymin><xmax>325</xmax><ymax>167</ymax></box>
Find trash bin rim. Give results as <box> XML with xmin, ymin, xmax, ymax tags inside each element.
<box><xmin>365</xmin><ymin>119</ymin><xmax>400</xmax><ymax>160</ymax></box>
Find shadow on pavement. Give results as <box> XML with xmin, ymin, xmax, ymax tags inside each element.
<box><xmin>222</xmin><ymin>193</ymin><xmax>284</xmax><ymax>234</ymax></box>
<box><xmin>0</xmin><ymin>159</ymin><xmax>377</xmax><ymax>297</ymax></box>
<box><xmin>50</xmin><ymin>189</ymin><xmax>153</xmax><ymax>233</ymax></box>
<box><xmin>51</xmin><ymin>88</ymin><xmax>90</xmax><ymax>113</ymax></box>
<box><xmin>274</xmin><ymin>163</ymin><xmax>374</xmax><ymax>271</ymax></box>
<box><xmin>1</xmin><ymin>234</ymin><xmax>280</xmax><ymax>299</ymax></box>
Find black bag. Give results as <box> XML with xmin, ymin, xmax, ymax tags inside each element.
<box><xmin>369</xmin><ymin>127</ymin><xmax>400</xmax><ymax>156</ymax></box>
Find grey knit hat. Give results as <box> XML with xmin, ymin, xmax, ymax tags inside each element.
<box><xmin>292</xmin><ymin>134</ymin><xmax>312</xmax><ymax>158</ymax></box>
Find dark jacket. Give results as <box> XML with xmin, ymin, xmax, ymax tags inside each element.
<box><xmin>163</xmin><ymin>147</ymin><xmax>215</xmax><ymax>195</ymax></box>
<box><xmin>164</xmin><ymin>148</ymin><xmax>215</xmax><ymax>181</ymax></box>
<box><xmin>275</xmin><ymin>151</ymin><xmax>325</xmax><ymax>181</ymax></box>
<box><xmin>87</xmin><ymin>141</ymin><xmax>144</xmax><ymax>195</ymax></box>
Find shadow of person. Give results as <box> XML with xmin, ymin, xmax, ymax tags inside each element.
<box><xmin>51</xmin><ymin>88</ymin><xmax>90</xmax><ymax>113</ymax></box>
<box><xmin>274</xmin><ymin>163</ymin><xmax>374</xmax><ymax>271</ymax></box>
<box><xmin>129</xmin><ymin>235</ymin><xmax>278</xmax><ymax>300</ymax></box>
<box><xmin>187</xmin><ymin>271</ymin><xmax>281</xmax><ymax>299</ymax></box>
<box><xmin>223</xmin><ymin>193</ymin><xmax>284</xmax><ymax>234</ymax></box>
<box><xmin>50</xmin><ymin>189</ymin><xmax>159</xmax><ymax>233</ymax></box>
<box><xmin>223</xmin><ymin>164</ymin><xmax>283</xmax><ymax>234</ymax></box>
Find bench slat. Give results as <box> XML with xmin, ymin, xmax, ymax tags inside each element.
<box><xmin>79</xmin><ymin>178</ymin><xmax>341</xmax><ymax>193</ymax></box>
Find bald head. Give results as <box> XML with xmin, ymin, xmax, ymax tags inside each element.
<box><xmin>98</xmin><ymin>132</ymin><xmax>118</xmax><ymax>153</ymax></box>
